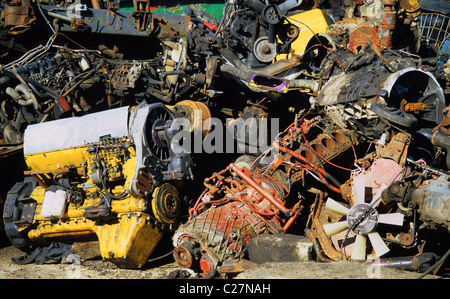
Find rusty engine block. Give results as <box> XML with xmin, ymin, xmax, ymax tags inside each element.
<box><xmin>172</xmin><ymin>114</ymin><xmax>359</xmax><ymax>276</ymax></box>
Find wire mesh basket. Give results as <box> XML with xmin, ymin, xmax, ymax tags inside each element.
<box><xmin>418</xmin><ymin>13</ymin><xmax>450</xmax><ymax>50</ymax></box>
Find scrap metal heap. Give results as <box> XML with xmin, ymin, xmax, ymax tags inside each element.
<box><xmin>0</xmin><ymin>0</ymin><xmax>449</xmax><ymax>276</ymax></box>
<box><xmin>173</xmin><ymin>88</ymin><xmax>450</xmax><ymax>276</ymax></box>
<box><xmin>172</xmin><ymin>0</ymin><xmax>450</xmax><ymax>276</ymax></box>
<box><xmin>0</xmin><ymin>0</ymin><xmax>334</xmax><ymax>147</ymax></box>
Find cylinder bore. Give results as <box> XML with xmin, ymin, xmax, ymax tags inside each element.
<box><xmin>332</xmin><ymin>131</ymin><xmax>346</xmax><ymax>144</ymax></box>
<box><xmin>312</xmin><ymin>144</ymin><xmax>325</xmax><ymax>156</ymax></box>
<box><xmin>321</xmin><ymin>137</ymin><xmax>335</xmax><ymax>149</ymax></box>
<box><xmin>302</xmin><ymin>149</ymin><xmax>316</xmax><ymax>163</ymax></box>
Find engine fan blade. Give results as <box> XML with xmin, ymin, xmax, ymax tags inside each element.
<box><xmin>351</xmin><ymin>234</ymin><xmax>367</xmax><ymax>260</ymax></box>
<box><xmin>367</xmin><ymin>232</ymin><xmax>390</xmax><ymax>257</ymax></box>
<box><xmin>323</xmin><ymin>221</ymin><xmax>349</xmax><ymax>237</ymax></box>
<box><xmin>325</xmin><ymin>198</ymin><xmax>349</xmax><ymax>215</ymax></box>
<box><xmin>352</xmin><ymin>175</ymin><xmax>366</xmax><ymax>205</ymax></box>
<box><xmin>378</xmin><ymin>213</ymin><xmax>404</xmax><ymax>226</ymax></box>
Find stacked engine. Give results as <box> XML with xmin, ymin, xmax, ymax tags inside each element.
<box><xmin>3</xmin><ymin>101</ymin><xmax>208</xmax><ymax>268</ymax></box>
<box><xmin>0</xmin><ymin>0</ymin><xmax>449</xmax><ymax>279</ymax></box>
<box><xmin>172</xmin><ymin>45</ymin><xmax>450</xmax><ymax>276</ymax></box>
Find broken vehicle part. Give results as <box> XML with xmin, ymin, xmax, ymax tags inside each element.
<box><xmin>172</xmin><ymin>111</ymin><xmax>360</xmax><ymax>276</ymax></box>
<box><xmin>436</xmin><ymin>36</ymin><xmax>450</xmax><ymax>92</ymax></box>
<box><xmin>418</xmin><ymin>11</ymin><xmax>449</xmax><ymax>51</ymax></box>
<box><xmin>172</xmin><ymin>162</ymin><xmax>295</xmax><ymax>276</ymax></box>
<box><xmin>327</xmin><ymin>0</ymin><xmax>422</xmax><ymax>53</ymax></box>
<box><xmin>0</xmin><ymin>0</ymin><xmax>448</xmax><ymax>279</ymax></box>
<box><xmin>172</xmin><ymin>35</ymin><xmax>449</xmax><ymax>275</ymax></box>
<box><xmin>316</xmin><ymin>48</ymin><xmax>446</xmax><ymax>141</ymax></box>
<box><xmin>308</xmin><ymin>44</ymin><xmax>449</xmax><ymax>265</ymax></box>
<box><xmin>2</xmin><ymin>102</ymin><xmax>209</xmax><ymax>268</ymax></box>
<box><xmin>321</xmin><ymin>179</ymin><xmax>404</xmax><ymax>260</ymax></box>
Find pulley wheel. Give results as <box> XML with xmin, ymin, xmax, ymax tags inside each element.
<box><xmin>151</xmin><ymin>183</ymin><xmax>181</xmax><ymax>225</ymax></box>
<box><xmin>173</xmin><ymin>100</ymin><xmax>212</xmax><ymax>137</ymax></box>
<box><xmin>253</xmin><ymin>37</ymin><xmax>277</xmax><ymax>63</ymax></box>
<box><xmin>173</xmin><ymin>243</ymin><xmax>196</xmax><ymax>269</ymax></box>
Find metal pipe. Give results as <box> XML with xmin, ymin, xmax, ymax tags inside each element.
<box><xmin>365</xmin><ymin>252</ymin><xmax>440</xmax><ymax>272</ymax></box>
<box><xmin>278</xmin><ymin>0</ymin><xmax>303</xmax><ymax>13</ymax></box>
<box><xmin>229</xmin><ymin>163</ymin><xmax>291</xmax><ymax>217</ymax></box>
<box><xmin>47</xmin><ymin>11</ymin><xmax>71</xmax><ymax>22</ymax></box>
<box><xmin>91</xmin><ymin>0</ymin><xmax>101</xmax><ymax>9</ymax></box>
<box><xmin>274</xmin><ymin>143</ymin><xmax>342</xmax><ymax>194</ymax></box>
<box><xmin>6</xmin><ymin>84</ymin><xmax>39</xmax><ymax>110</ymax></box>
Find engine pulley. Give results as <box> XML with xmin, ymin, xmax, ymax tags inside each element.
<box><xmin>151</xmin><ymin>183</ymin><xmax>181</xmax><ymax>225</ymax></box>
<box><xmin>253</xmin><ymin>37</ymin><xmax>277</xmax><ymax>63</ymax></box>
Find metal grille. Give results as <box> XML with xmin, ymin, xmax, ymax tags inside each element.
<box><xmin>418</xmin><ymin>13</ymin><xmax>450</xmax><ymax>50</ymax></box>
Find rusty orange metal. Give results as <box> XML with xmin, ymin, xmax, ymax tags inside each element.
<box><xmin>2</xmin><ymin>0</ymin><xmax>36</xmax><ymax>34</ymax></box>
<box><xmin>349</xmin><ymin>23</ymin><xmax>380</xmax><ymax>53</ymax></box>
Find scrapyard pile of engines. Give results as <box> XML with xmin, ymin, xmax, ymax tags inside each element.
<box><xmin>0</xmin><ymin>0</ymin><xmax>449</xmax><ymax>277</ymax></box>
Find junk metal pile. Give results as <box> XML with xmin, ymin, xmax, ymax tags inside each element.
<box><xmin>0</xmin><ymin>0</ymin><xmax>449</xmax><ymax>278</ymax></box>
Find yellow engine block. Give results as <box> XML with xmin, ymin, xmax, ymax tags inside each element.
<box><xmin>3</xmin><ymin>102</ymin><xmax>207</xmax><ymax>268</ymax></box>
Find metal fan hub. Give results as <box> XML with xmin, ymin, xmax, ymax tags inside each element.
<box><xmin>347</xmin><ymin>203</ymin><xmax>378</xmax><ymax>235</ymax></box>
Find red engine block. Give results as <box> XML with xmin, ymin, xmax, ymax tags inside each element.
<box><xmin>172</xmin><ymin>163</ymin><xmax>299</xmax><ymax>275</ymax></box>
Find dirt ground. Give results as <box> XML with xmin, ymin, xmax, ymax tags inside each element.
<box><xmin>0</xmin><ymin>239</ymin><xmax>445</xmax><ymax>279</ymax></box>
<box><xmin>0</xmin><ymin>243</ymin><xmax>181</xmax><ymax>279</ymax></box>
